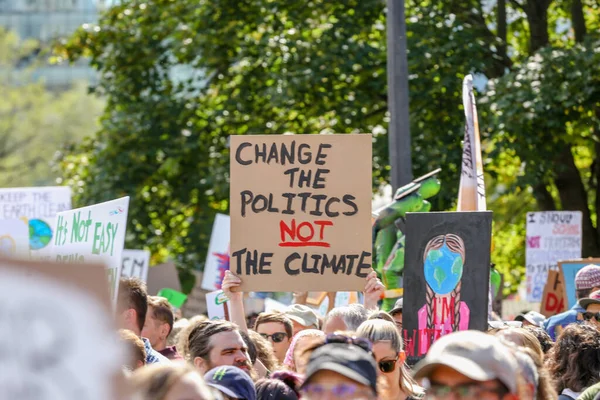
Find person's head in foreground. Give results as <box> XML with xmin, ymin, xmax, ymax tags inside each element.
<box><xmin>413</xmin><ymin>330</ymin><xmax>522</xmax><ymax>399</ymax></box>
<box><xmin>514</xmin><ymin>311</ymin><xmax>545</xmax><ymax>328</ymax></box>
<box><xmin>119</xmin><ymin>329</ymin><xmax>147</xmax><ymax>371</ymax></box>
<box><xmin>522</xmin><ymin>326</ymin><xmax>553</xmax><ymax>355</ymax></box>
<box><xmin>579</xmin><ymin>289</ymin><xmax>600</xmax><ymax>328</ymax></box>
<box><xmin>285</xmin><ymin>304</ymin><xmax>319</xmax><ymax>334</ymax></box>
<box><xmin>575</xmin><ymin>264</ymin><xmax>600</xmax><ymax>300</ymax></box>
<box><xmin>323</xmin><ymin>304</ymin><xmax>369</xmax><ymax>334</ymax></box>
<box><xmin>299</xmin><ymin>334</ymin><xmax>378</xmax><ymax>400</ymax></box>
<box><xmin>142</xmin><ymin>296</ymin><xmax>175</xmax><ymax>352</ymax></box>
<box><xmin>546</xmin><ymin>323</ymin><xmax>600</xmax><ymax>396</ymax></box>
<box><xmin>357</xmin><ymin>319</ymin><xmax>425</xmax><ymax>399</ymax></box>
<box><xmin>128</xmin><ymin>363</ymin><xmax>219</xmax><ymax>400</ymax></box>
<box><xmin>389</xmin><ymin>298</ymin><xmax>403</xmax><ymax>333</ymax></box>
<box><xmin>282</xmin><ymin>329</ymin><xmax>325</xmax><ymax>374</ymax></box>
<box><xmin>178</xmin><ymin>319</ymin><xmax>252</xmax><ymax>375</ymax></box>
<box><xmin>117</xmin><ymin>277</ymin><xmax>148</xmax><ymax>336</ymax></box>
<box><xmin>255</xmin><ymin>371</ymin><xmax>301</xmax><ymax>400</ymax></box>
<box><xmin>493</xmin><ymin>327</ymin><xmax>544</xmax><ymax>361</ymax></box>
<box><xmin>204</xmin><ymin>366</ymin><xmax>256</xmax><ymax>400</ymax></box>
<box><xmin>253</xmin><ymin>311</ymin><xmax>293</xmax><ymax>363</ymax></box>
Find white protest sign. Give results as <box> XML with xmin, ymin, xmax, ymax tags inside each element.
<box><xmin>121</xmin><ymin>249</ymin><xmax>151</xmax><ymax>282</ymax></box>
<box><xmin>0</xmin><ymin>186</ymin><xmax>71</xmax><ymax>259</ymax></box>
<box><xmin>201</xmin><ymin>214</ymin><xmax>230</xmax><ymax>291</ymax></box>
<box><xmin>264</xmin><ymin>297</ymin><xmax>288</xmax><ymax>313</ymax></box>
<box><xmin>52</xmin><ymin>197</ymin><xmax>130</xmax><ymax>304</ymax></box>
<box><xmin>206</xmin><ymin>290</ymin><xmax>229</xmax><ymax>320</ymax></box>
<box><xmin>0</xmin><ymin>218</ymin><xmax>30</xmax><ymax>258</ymax></box>
<box><xmin>526</xmin><ymin>211</ymin><xmax>582</xmax><ymax>302</ymax></box>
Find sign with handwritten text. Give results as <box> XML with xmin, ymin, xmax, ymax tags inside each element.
<box><xmin>121</xmin><ymin>249</ymin><xmax>151</xmax><ymax>282</ymax></box>
<box><xmin>230</xmin><ymin>134</ymin><xmax>372</xmax><ymax>292</ymax></box>
<box><xmin>0</xmin><ymin>186</ymin><xmax>71</xmax><ymax>259</ymax></box>
<box><xmin>51</xmin><ymin>197</ymin><xmax>130</xmax><ymax>303</ymax></box>
<box><xmin>526</xmin><ymin>211</ymin><xmax>582</xmax><ymax>302</ymax></box>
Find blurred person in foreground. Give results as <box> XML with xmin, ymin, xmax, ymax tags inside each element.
<box><xmin>522</xmin><ymin>326</ymin><xmax>553</xmax><ymax>356</ymax></box>
<box><xmin>413</xmin><ymin>330</ymin><xmax>524</xmax><ymax>399</ymax></box>
<box><xmin>255</xmin><ymin>371</ymin><xmax>302</xmax><ymax>400</ymax></box>
<box><xmin>544</xmin><ymin>264</ymin><xmax>600</xmax><ymax>340</ymax></box>
<box><xmin>299</xmin><ymin>334</ymin><xmax>379</xmax><ymax>400</ymax></box>
<box><xmin>282</xmin><ymin>329</ymin><xmax>325</xmax><ymax>374</ymax></box>
<box><xmin>204</xmin><ymin>366</ymin><xmax>256</xmax><ymax>400</ymax></box>
<box><xmin>119</xmin><ymin>329</ymin><xmax>147</xmax><ymax>371</ymax></box>
<box><xmin>117</xmin><ymin>277</ymin><xmax>170</xmax><ymax>364</ymax></box>
<box><xmin>142</xmin><ymin>296</ymin><xmax>183</xmax><ymax>360</ymax></box>
<box><xmin>253</xmin><ymin>311</ymin><xmax>293</xmax><ymax>364</ymax></box>
<box><xmin>128</xmin><ymin>363</ymin><xmax>220</xmax><ymax>400</ymax></box>
<box><xmin>357</xmin><ymin>319</ymin><xmax>425</xmax><ymax>399</ymax></box>
<box><xmin>493</xmin><ymin>327</ymin><xmax>544</xmax><ymax>360</ymax></box>
<box><xmin>546</xmin><ymin>324</ymin><xmax>600</xmax><ymax>399</ymax></box>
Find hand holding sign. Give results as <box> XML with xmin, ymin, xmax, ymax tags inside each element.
<box><xmin>364</xmin><ymin>270</ymin><xmax>385</xmax><ymax>310</ymax></box>
<box><xmin>222</xmin><ymin>270</ymin><xmax>243</xmax><ymax>302</ymax></box>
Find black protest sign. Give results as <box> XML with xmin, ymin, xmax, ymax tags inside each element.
<box><xmin>402</xmin><ymin>211</ymin><xmax>492</xmax><ymax>365</ymax></box>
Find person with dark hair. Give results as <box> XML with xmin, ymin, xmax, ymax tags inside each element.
<box><xmin>248</xmin><ymin>330</ymin><xmax>279</xmax><ymax>374</ymax></box>
<box><xmin>143</xmin><ymin>296</ymin><xmax>183</xmax><ymax>360</ymax></box>
<box><xmin>544</xmin><ymin>264</ymin><xmax>600</xmax><ymax>340</ymax></box>
<box><xmin>522</xmin><ymin>326</ymin><xmax>553</xmax><ymax>355</ymax></box>
<box><xmin>546</xmin><ymin>323</ymin><xmax>600</xmax><ymax>399</ymax></box>
<box><xmin>117</xmin><ymin>277</ymin><xmax>169</xmax><ymax>364</ymax></box>
<box><xmin>255</xmin><ymin>371</ymin><xmax>301</xmax><ymax>400</ymax></box>
<box><xmin>118</xmin><ymin>329</ymin><xmax>147</xmax><ymax>371</ymax></box>
<box><xmin>178</xmin><ymin>319</ymin><xmax>253</xmax><ymax>376</ymax></box>
<box><xmin>254</xmin><ymin>312</ymin><xmax>293</xmax><ymax>363</ymax></box>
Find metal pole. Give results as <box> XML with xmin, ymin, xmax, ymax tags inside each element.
<box><xmin>386</xmin><ymin>0</ymin><xmax>413</xmax><ymax>191</ymax></box>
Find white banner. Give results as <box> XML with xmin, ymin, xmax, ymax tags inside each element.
<box><xmin>206</xmin><ymin>290</ymin><xmax>229</xmax><ymax>320</ymax></box>
<box><xmin>526</xmin><ymin>211</ymin><xmax>582</xmax><ymax>302</ymax></box>
<box><xmin>201</xmin><ymin>214</ymin><xmax>230</xmax><ymax>291</ymax></box>
<box><xmin>0</xmin><ymin>218</ymin><xmax>30</xmax><ymax>258</ymax></box>
<box><xmin>121</xmin><ymin>249</ymin><xmax>151</xmax><ymax>282</ymax></box>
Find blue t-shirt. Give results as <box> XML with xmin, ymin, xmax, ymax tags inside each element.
<box><xmin>544</xmin><ymin>302</ymin><xmax>585</xmax><ymax>340</ymax></box>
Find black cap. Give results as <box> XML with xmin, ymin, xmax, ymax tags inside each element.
<box><xmin>301</xmin><ymin>342</ymin><xmax>378</xmax><ymax>395</ymax></box>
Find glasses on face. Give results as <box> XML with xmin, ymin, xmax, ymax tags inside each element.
<box><xmin>325</xmin><ymin>333</ymin><xmax>373</xmax><ymax>353</ymax></box>
<box><xmin>425</xmin><ymin>382</ymin><xmax>508</xmax><ymax>399</ymax></box>
<box><xmin>302</xmin><ymin>383</ymin><xmax>375</xmax><ymax>400</ymax></box>
<box><xmin>378</xmin><ymin>357</ymin><xmax>399</xmax><ymax>373</ymax></box>
<box><xmin>260</xmin><ymin>332</ymin><xmax>288</xmax><ymax>343</ymax></box>
<box><xmin>583</xmin><ymin>312</ymin><xmax>600</xmax><ymax>321</ymax></box>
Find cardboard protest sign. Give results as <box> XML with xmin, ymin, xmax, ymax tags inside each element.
<box><xmin>403</xmin><ymin>211</ymin><xmax>492</xmax><ymax>365</ymax></box>
<box><xmin>121</xmin><ymin>249</ymin><xmax>151</xmax><ymax>282</ymax></box>
<box><xmin>0</xmin><ymin>186</ymin><xmax>71</xmax><ymax>259</ymax></box>
<box><xmin>540</xmin><ymin>270</ymin><xmax>566</xmax><ymax>318</ymax></box>
<box><xmin>51</xmin><ymin>197</ymin><xmax>130</xmax><ymax>304</ymax></box>
<box><xmin>201</xmin><ymin>214</ymin><xmax>230</xmax><ymax>291</ymax></box>
<box><xmin>559</xmin><ymin>259</ymin><xmax>600</xmax><ymax>309</ymax></box>
<box><xmin>147</xmin><ymin>262</ymin><xmax>181</xmax><ymax>295</ymax></box>
<box><xmin>0</xmin><ymin>218</ymin><xmax>30</xmax><ymax>258</ymax></box>
<box><xmin>206</xmin><ymin>290</ymin><xmax>230</xmax><ymax>320</ymax></box>
<box><xmin>0</xmin><ymin>257</ymin><xmax>121</xmax><ymax>399</ymax></box>
<box><xmin>230</xmin><ymin>134</ymin><xmax>372</xmax><ymax>292</ymax></box>
<box><xmin>526</xmin><ymin>211</ymin><xmax>582</xmax><ymax>302</ymax></box>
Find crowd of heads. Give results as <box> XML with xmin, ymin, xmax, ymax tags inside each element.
<box><xmin>115</xmin><ymin>264</ymin><xmax>600</xmax><ymax>400</ymax></box>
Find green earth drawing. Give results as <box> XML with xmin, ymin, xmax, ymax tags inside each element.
<box><xmin>29</xmin><ymin>219</ymin><xmax>53</xmax><ymax>250</ymax></box>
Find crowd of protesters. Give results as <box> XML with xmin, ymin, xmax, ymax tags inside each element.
<box><xmin>116</xmin><ymin>264</ymin><xmax>600</xmax><ymax>400</ymax></box>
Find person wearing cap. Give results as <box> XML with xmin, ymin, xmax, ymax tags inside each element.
<box><xmin>413</xmin><ymin>330</ymin><xmax>523</xmax><ymax>399</ymax></box>
<box><xmin>389</xmin><ymin>298</ymin><xmax>403</xmax><ymax>334</ymax></box>
<box><xmin>205</xmin><ymin>365</ymin><xmax>256</xmax><ymax>400</ymax></box>
<box><xmin>300</xmin><ymin>335</ymin><xmax>379</xmax><ymax>400</ymax></box>
<box><xmin>579</xmin><ymin>289</ymin><xmax>600</xmax><ymax>329</ymax></box>
<box><xmin>285</xmin><ymin>304</ymin><xmax>320</xmax><ymax>334</ymax></box>
<box><xmin>514</xmin><ymin>310</ymin><xmax>545</xmax><ymax>328</ymax></box>
<box><xmin>544</xmin><ymin>264</ymin><xmax>600</xmax><ymax>340</ymax></box>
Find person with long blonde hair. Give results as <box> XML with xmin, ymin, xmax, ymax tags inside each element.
<box><xmin>357</xmin><ymin>320</ymin><xmax>425</xmax><ymax>399</ymax></box>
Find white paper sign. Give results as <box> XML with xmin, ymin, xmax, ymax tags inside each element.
<box><xmin>206</xmin><ymin>290</ymin><xmax>229</xmax><ymax>320</ymax></box>
<box><xmin>0</xmin><ymin>218</ymin><xmax>30</xmax><ymax>258</ymax></box>
<box><xmin>51</xmin><ymin>197</ymin><xmax>130</xmax><ymax>303</ymax></box>
<box><xmin>202</xmin><ymin>214</ymin><xmax>230</xmax><ymax>291</ymax></box>
<box><xmin>264</xmin><ymin>297</ymin><xmax>287</xmax><ymax>313</ymax></box>
<box><xmin>0</xmin><ymin>186</ymin><xmax>72</xmax><ymax>259</ymax></box>
<box><xmin>0</xmin><ymin>264</ymin><xmax>120</xmax><ymax>399</ymax></box>
<box><xmin>526</xmin><ymin>211</ymin><xmax>582</xmax><ymax>302</ymax></box>
<box><xmin>121</xmin><ymin>249</ymin><xmax>151</xmax><ymax>282</ymax></box>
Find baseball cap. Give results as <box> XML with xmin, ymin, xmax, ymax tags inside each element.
<box><xmin>515</xmin><ymin>311</ymin><xmax>546</xmax><ymax>327</ymax></box>
<box><xmin>580</xmin><ymin>290</ymin><xmax>600</xmax><ymax>309</ymax></box>
<box><xmin>285</xmin><ymin>304</ymin><xmax>319</xmax><ymax>328</ymax></box>
<box><xmin>389</xmin><ymin>298</ymin><xmax>403</xmax><ymax>315</ymax></box>
<box><xmin>575</xmin><ymin>264</ymin><xmax>600</xmax><ymax>290</ymax></box>
<box><xmin>413</xmin><ymin>330</ymin><xmax>518</xmax><ymax>394</ymax></box>
<box><xmin>301</xmin><ymin>342</ymin><xmax>378</xmax><ymax>395</ymax></box>
<box><xmin>204</xmin><ymin>366</ymin><xmax>256</xmax><ymax>400</ymax></box>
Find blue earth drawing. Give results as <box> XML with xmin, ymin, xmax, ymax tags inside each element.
<box><xmin>29</xmin><ymin>219</ymin><xmax>53</xmax><ymax>250</ymax></box>
<box><xmin>424</xmin><ymin>241</ymin><xmax>464</xmax><ymax>295</ymax></box>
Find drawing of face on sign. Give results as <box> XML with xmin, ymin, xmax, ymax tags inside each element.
<box><xmin>418</xmin><ymin>234</ymin><xmax>470</xmax><ymax>355</ymax></box>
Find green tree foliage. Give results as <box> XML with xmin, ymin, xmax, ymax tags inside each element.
<box><xmin>56</xmin><ymin>0</ymin><xmax>600</xmax><ymax>294</ymax></box>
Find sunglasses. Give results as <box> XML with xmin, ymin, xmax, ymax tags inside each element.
<box><xmin>260</xmin><ymin>332</ymin><xmax>288</xmax><ymax>343</ymax></box>
<box><xmin>325</xmin><ymin>333</ymin><xmax>373</xmax><ymax>354</ymax></box>
<box><xmin>583</xmin><ymin>312</ymin><xmax>600</xmax><ymax>321</ymax></box>
<box><xmin>378</xmin><ymin>357</ymin><xmax>399</xmax><ymax>373</ymax></box>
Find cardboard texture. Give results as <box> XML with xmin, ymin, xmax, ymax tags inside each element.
<box><xmin>52</xmin><ymin>197</ymin><xmax>130</xmax><ymax>304</ymax></box>
<box><xmin>540</xmin><ymin>270</ymin><xmax>566</xmax><ymax>318</ymax></box>
<box><xmin>230</xmin><ymin>134</ymin><xmax>372</xmax><ymax>292</ymax></box>
<box><xmin>201</xmin><ymin>214</ymin><xmax>230</xmax><ymax>291</ymax></box>
<box><xmin>147</xmin><ymin>262</ymin><xmax>181</xmax><ymax>295</ymax></box>
<box><xmin>402</xmin><ymin>211</ymin><xmax>492</xmax><ymax>365</ymax></box>
<box><xmin>559</xmin><ymin>258</ymin><xmax>600</xmax><ymax>309</ymax></box>
<box><xmin>121</xmin><ymin>249</ymin><xmax>151</xmax><ymax>282</ymax></box>
<box><xmin>525</xmin><ymin>211</ymin><xmax>582</xmax><ymax>302</ymax></box>
<box><xmin>0</xmin><ymin>257</ymin><xmax>121</xmax><ymax>399</ymax></box>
